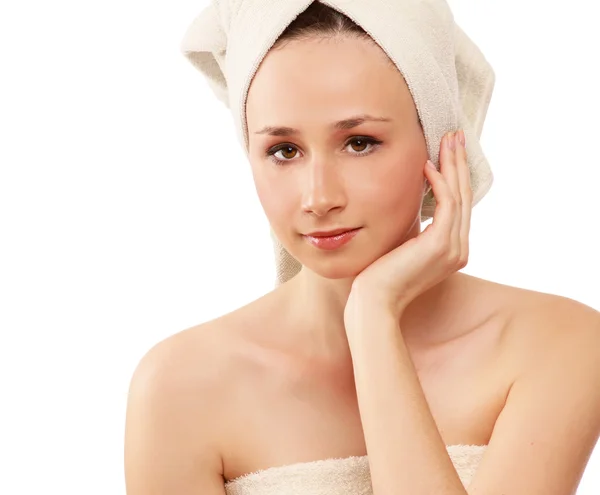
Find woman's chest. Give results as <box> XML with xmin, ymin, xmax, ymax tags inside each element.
<box><xmin>222</xmin><ymin>321</ymin><xmax>512</xmax><ymax>483</ymax></box>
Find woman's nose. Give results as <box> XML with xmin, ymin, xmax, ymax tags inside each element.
<box><xmin>300</xmin><ymin>159</ymin><xmax>346</xmax><ymax>217</ymax></box>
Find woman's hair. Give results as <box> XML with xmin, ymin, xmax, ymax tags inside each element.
<box><xmin>272</xmin><ymin>1</ymin><xmax>370</xmax><ymax>50</ymax></box>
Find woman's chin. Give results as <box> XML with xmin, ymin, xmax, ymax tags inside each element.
<box><xmin>299</xmin><ymin>256</ymin><xmax>373</xmax><ymax>280</ymax></box>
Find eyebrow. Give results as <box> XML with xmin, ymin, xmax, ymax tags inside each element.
<box><xmin>253</xmin><ymin>114</ymin><xmax>393</xmax><ymax>137</ymax></box>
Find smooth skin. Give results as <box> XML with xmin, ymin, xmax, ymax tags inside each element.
<box><xmin>343</xmin><ymin>132</ymin><xmax>600</xmax><ymax>495</ymax></box>
<box><xmin>124</xmin><ymin>35</ymin><xmax>600</xmax><ymax>494</ymax></box>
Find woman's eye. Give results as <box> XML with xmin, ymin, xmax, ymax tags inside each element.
<box><xmin>344</xmin><ymin>137</ymin><xmax>382</xmax><ymax>155</ymax></box>
<box><xmin>266</xmin><ymin>136</ymin><xmax>382</xmax><ymax>165</ymax></box>
<box><xmin>274</xmin><ymin>146</ymin><xmax>298</xmax><ymax>161</ymax></box>
<box><xmin>347</xmin><ymin>138</ymin><xmax>369</xmax><ymax>153</ymax></box>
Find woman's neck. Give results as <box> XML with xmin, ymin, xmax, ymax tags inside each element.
<box><xmin>281</xmin><ymin>267</ymin><xmax>471</xmax><ymax>364</ymax></box>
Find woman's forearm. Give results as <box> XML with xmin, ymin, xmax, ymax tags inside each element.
<box><xmin>346</xmin><ymin>306</ymin><xmax>468</xmax><ymax>495</ymax></box>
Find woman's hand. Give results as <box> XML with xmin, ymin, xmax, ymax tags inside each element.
<box><xmin>345</xmin><ymin>130</ymin><xmax>472</xmax><ymax>322</ymax></box>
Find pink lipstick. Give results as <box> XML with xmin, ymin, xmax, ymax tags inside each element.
<box><xmin>303</xmin><ymin>228</ymin><xmax>361</xmax><ymax>250</ymax></box>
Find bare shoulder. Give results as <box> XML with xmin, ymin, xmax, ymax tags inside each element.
<box><xmin>124</xmin><ymin>288</ymin><xmax>283</xmax><ymax>493</ymax></box>
<box><xmin>128</xmin><ymin>292</ymin><xmax>274</xmax><ymax>402</ymax></box>
<box><xmin>486</xmin><ymin>279</ymin><xmax>600</xmax><ymax>373</ymax></box>
<box><xmin>124</xmin><ymin>319</ymin><xmax>239</xmax><ymax>494</ymax></box>
<box><xmin>464</xmin><ymin>282</ymin><xmax>600</xmax><ymax>494</ymax></box>
<box><xmin>503</xmin><ymin>284</ymin><xmax>599</xmax><ymax>344</ymax></box>
<box><xmin>459</xmin><ymin>274</ymin><xmax>600</xmax><ymax>375</ymax></box>
<box><xmin>464</xmin><ymin>274</ymin><xmax>599</xmax><ymax>335</ymax></box>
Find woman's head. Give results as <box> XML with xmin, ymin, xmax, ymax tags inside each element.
<box><xmin>246</xmin><ymin>2</ymin><xmax>428</xmax><ymax>280</ymax></box>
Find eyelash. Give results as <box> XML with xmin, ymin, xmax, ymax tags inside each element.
<box><xmin>266</xmin><ymin>136</ymin><xmax>383</xmax><ymax>166</ymax></box>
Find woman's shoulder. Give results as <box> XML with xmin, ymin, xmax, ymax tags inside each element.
<box><xmin>470</xmin><ymin>275</ymin><xmax>600</xmax><ymax>367</ymax></box>
<box><xmin>135</xmin><ymin>288</ymin><xmax>286</xmax><ymax>391</ymax></box>
<box><xmin>137</xmin><ymin>307</ymin><xmax>263</xmax><ymax>389</ymax></box>
<box><xmin>461</xmin><ymin>273</ymin><xmax>597</xmax><ymax>319</ymax></box>
<box><xmin>129</xmin><ymin>319</ymin><xmax>237</xmax><ymax>418</ymax></box>
<box><xmin>125</xmin><ymin>312</ymin><xmax>264</xmax><ymax>490</ymax></box>
<box><xmin>126</xmin><ymin>308</ymin><xmax>267</xmax><ymax>464</ymax></box>
<box><xmin>478</xmin><ymin>275</ymin><xmax>599</xmax><ymax>331</ymax></box>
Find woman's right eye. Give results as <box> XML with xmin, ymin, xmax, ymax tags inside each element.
<box><xmin>267</xmin><ymin>145</ymin><xmax>299</xmax><ymax>165</ymax></box>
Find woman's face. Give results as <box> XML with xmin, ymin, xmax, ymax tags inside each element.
<box><xmin>246</xmin><ymin>35</ymin><xmax>429</xmax><ymax>280</ymax></box>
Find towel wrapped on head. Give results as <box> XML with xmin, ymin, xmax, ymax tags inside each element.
<box><xmin>180</xmin><ymin>0</ymin><xmax>495</xmax><ymax>286</ymax></box>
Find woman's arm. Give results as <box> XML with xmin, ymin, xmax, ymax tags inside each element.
<box><xmin>347</xmin><ymin>306</ymin><xmax>468</xmax><ymax>495</ymax></box>
<box><xmin>346</xmin><ymin>296</ymin><xmax>600</xmax><ymax>495</ymax></box>
<box><xmin>124</xmin><ymin>337</ymin><xmax>227</xmax><ymax>495</ymax></box>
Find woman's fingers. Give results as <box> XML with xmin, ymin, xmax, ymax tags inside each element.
<box><xmin>455</xmin><ymin>130</ymin><xmax>473</xmax><ymax>262</ymax></box>
<box><xmin>439</xmin><ymin>132</ymin><xmax>461</xmax><ymax>251</ymax></box>
<box><xmin>455</xmin><ymin>130</ymin><xmax>472</xmax><ymax>205</ymax></box>
<box><xmin>424</xmin><ymin>129</ymin><xmax>474</xmax><ymax>265</ymax></box>
<box><xmin>441</xmin><ymin>132</ymin><xmax>461</xmax><ymax>203</ymax></box>
<box><xmin>424</xmin><ymin>158</ymin><xmax>454</xmax><ymax>246</ymax></box>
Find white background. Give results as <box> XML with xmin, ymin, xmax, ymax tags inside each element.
<box><xmin>1</xmin><ymin>0</ymin><xmax>598</xmax><ymax>493</ymax></box>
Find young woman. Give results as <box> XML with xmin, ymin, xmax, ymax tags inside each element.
<box><xmin>124</xmin><ymin>2</ymin><xmax>600</xmax><ymax>494</ymax></box>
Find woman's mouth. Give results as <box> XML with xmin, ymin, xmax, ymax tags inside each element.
<box><xmin>302</xmin><ymin>228</ymin><xmax>361</xmax><ymax>250</ymax></box>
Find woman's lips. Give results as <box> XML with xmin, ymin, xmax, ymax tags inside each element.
<box><xmin>303</xmin><ymin>228</ymin><xmax>361</xmax><ymax>250</ymax></box>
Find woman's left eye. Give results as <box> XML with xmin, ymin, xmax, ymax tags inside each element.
<box><xmin>345</xmin><ymin>137</ymin><xmax>382</xmax><ymax>154</ymax></box>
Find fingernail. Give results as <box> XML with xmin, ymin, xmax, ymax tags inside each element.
<box><xmin>457</xmin><ymin>130</ymin><xmax>466</xmax><ymax>147</ymax></box>
<box><xmin>426</xmin><ymin>160</ymin><xmax>436</xmax><ymax>169</ymax></box>
<box><xmin>447</xmin><ymin>132</ymin><xmax>456</xmax><ymax>150</ymax></box>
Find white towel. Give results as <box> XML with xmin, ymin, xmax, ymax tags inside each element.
<box><xmin>180</xmin><ymin>0</ymin><xmax>495</xmax><ymax>287</ymax></box>
<box><xmin>223</xmin><ymin>444</ymin><xmax>487</xmax><ymax>494</ymax></box>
